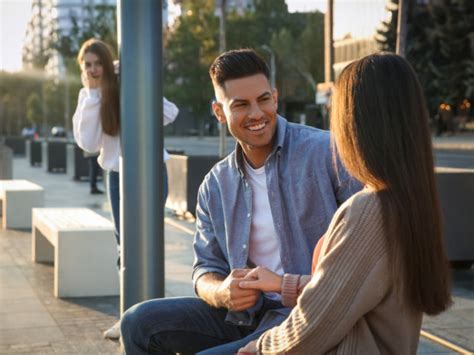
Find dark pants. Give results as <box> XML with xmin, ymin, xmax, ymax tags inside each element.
<box><xmin>120</xmin><ymin>296</ymin><xmax>286</xmax><ymax>355</ymax></box>
<box><xmin>88</xmin><ymin>157</ymin><xmax>101</xmax><ymax>190</ymax></box>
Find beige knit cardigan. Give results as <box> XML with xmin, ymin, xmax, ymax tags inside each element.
<box><xmin>256</xmin><ymin>189</ymin><xmax>423</xmax><ymax>354</ymax></box>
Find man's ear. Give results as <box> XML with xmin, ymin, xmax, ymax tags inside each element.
<box><xmin>272</xmin><ymin>88</ymin><xmax>278</xmax><ymax>109</ymax></box>
<box><xmin>212</xmin><ymin>101</ymin><xmax>227</xmax><ymax>124</ymax></box>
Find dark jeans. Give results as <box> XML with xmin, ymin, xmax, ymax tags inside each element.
<box><xmin>88</xmin><ymin>156</ymin><xmax>101</xmax><ymax>190</ymax></box>
<box><xmin>120</xmin><ymin>296</ymin><xmax>286</xmax><ymax>355</ymax></box>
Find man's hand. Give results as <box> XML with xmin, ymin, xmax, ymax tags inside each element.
<box><xmin>238</xmin><ymin>339</ymin><xmax>258</xmax><ymax>354</ymax></box>
<box><xmin>239</xmin><ymin>266</ymin><xmax>283</xmax><ymax>293</ymax></box>
<box><xmin>216</xmin><ymin>269</ymin><xmax>261</xmax><ymax>311</ymax></box>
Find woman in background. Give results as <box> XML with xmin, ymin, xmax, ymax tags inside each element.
<box><xmin>73</xmin><ymin>38</ymin><xmax>178</xmax><ymax>340</ymax></box>
<box><xmin>237</xmin><ymin>53</ymin><xmax>452</xmax><ymax>354</ymax></box>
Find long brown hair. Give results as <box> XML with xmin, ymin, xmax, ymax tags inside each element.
<box><xmin>331</xmin><ymin>53</ymin><xmax>451</xmax><ymax>315</ymax></box>
<box><xmin>77</xmin><ymin>38</ymin><xmax>120</xmax><ymax>136</ymax></box>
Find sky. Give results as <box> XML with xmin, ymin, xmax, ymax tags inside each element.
<box><xmin>0</xmin><ymin>0</ymin><xmax>388</xmax><ymax>73</ymax></box>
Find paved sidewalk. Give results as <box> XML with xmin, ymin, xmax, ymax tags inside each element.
<box><xmin>0</xmin><ymin>150</ymin><xmax>473</xmax><ymax>354</ymax></box>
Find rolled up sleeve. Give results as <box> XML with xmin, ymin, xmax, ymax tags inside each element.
<box><xmin>192</xmin><ymin>177</ymin><xmax>230</xmax><ymax>293</ymax></box>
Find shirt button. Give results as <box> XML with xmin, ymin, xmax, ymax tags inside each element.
<box><xmin>247</xmin><ymin>213</ymin><xmax>251</xmax><ymax>218</ymax></box>
<box><xmin>238</xmin><ymin>320</ymin><xmax>243</xmax><ymax>325</ymax></box>
<box><xmin>242</xmin><ymin>244</ymin><xmax>247</xmax><ymax>249</ymax></box>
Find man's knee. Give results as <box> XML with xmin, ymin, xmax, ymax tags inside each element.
<box><xmin>121</xmin><ymin>301</ymin><xmax>155</xmax><ymax>352</ymax></box>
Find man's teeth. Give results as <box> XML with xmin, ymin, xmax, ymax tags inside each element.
<box><xmin>248</xmin><ymin>122</ymin><xmax>266</xmax><ymax>131</ymax></box>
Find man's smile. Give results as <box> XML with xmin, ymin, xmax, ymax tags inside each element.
<box><xmin>246</xmin><ymin>121</ymin><xmax>267</xmax><ymax>132</ymax></box>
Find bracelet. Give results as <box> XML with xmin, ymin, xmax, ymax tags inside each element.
<box><xmin>281</xmin><ymin>274</ymin><xmax>300</xmax><ymax>307</ymax></box>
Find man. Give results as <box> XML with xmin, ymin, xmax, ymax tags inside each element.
<box><xmin>121</xmin><ymin>49</ymin><xmax>360</xmax><ymax>354</ymax></box>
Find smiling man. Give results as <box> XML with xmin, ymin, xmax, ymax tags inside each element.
<box><xmin>120</xmin><ymin>49</ymin><xmax>361</xmax><ymax>355</ymax></box>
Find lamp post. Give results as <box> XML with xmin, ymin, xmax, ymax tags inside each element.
<box><xmin>261</xmin><ymin>45</ymin><xmax>276</xmax><ymax>88</ymax></box>
<box><xmin>218</xmin><ymin>0</ymin><xmax>227</xmax><ymax>158</ymax></box>
<box><xmin>396</xmin><ymin>0</ymin><xmax>408</xmax><ymax>57</ymax></box>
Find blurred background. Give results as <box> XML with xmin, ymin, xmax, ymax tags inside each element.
<box><xmin>0</xmin><ymin>0</ymin><xmax>472</xmax><ymax>139</ymax></box>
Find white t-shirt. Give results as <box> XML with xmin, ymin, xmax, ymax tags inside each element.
<box><xmin>244</xmin><ymin>158</ymin><xmax>283</xmax><ymax>300</ymax></box>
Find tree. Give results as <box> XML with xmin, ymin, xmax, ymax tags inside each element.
<box><xmin>164</xmin><ymin>0</ymin><xmax>218</xmax><ymax>121</ymax></box>
<box><xmin>52</xmin><ymin>5</ymin><xmax>117</xmax><ymax>60</ymax></box>
<box><xmin>0</xmin><ymin>71</ymin><xmax>43</xmax><ymax>136</ymax></box>
<box><xmin>430</xmin><ymin>0</ymin><xmax>474</xmax><ymax>106</ymax></box>
<box><xmin>165</xmin><ymin>0</ymin><xmax>325</xmax><ymax>124</ymax></box>
<box><xmin>376</xmin><ymin>0</ymin><xmax>398</xmax><ymax>52</ymax></box>
<box><xmin>376</xmin><ymin>0</ymin><xmax>474</xmax><ymax>115</ymax></box>
<box><xmin>26</xmin><ymin>93</ymin><xmax>42</xmax><ymax>126</ymax></box>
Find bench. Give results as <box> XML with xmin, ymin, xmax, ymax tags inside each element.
<box><xmin>0</xmin><ymin>180</ymin><xmax>44</xmax><ymax>229</ymax></box>
<box><xmin>32</xmin><ymin>208</ymin><xmax>119</xmax><ymax>298</ymax></box>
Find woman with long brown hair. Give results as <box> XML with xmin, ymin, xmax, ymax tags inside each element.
<box><xmin>73</xmin><ymin>38</ymin><xmax>179</xmax><ymax>340</ymax></box>
<box><xmin>237</xmin><ymin>53</ymin><xmax>452</xmax><ymax>354</ymax></box>
<box><xmin>73</xmin><ymin>38</ymin><xmax>122</xmax><ymax>339</ymax></box>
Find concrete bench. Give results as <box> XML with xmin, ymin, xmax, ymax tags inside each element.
<box><xmin>0</xmin><ymin>180</ymin><xmax>44</xmax><ymax>229</ymax></box>
<box><xmin>32</xmin><ymin>208</ymin><xmax>119</xmax><ymax>298</ymax></box>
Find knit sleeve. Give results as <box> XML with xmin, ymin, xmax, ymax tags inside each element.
<box><xmin>256</xmin><ymin>191</ymin><xmax>391</xmax><ymax>354</ymax></box>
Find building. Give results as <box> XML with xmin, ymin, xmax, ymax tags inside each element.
<box><xmin>22</xmin><ymin>0</ymin><xmax>169</xmax><ymax>77</ymax></box>
<box><xmin>333</xmin><ymin>36</ymin><xmax>380</xmax><ymax>78</ymax></box>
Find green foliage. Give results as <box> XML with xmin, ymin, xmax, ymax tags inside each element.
<box><xmin>52</xmin><ymin>5</ymin><xmax>118</xmax><ymax>60</ymax></box>
<box><xmin>43</xmin><ymin>80</ymin><xmax>66</xmax><ymax>127</ymax></box>
<box><xmin>165</xmin><ymin>0</ymin><xmax>325</xmax><ymax>120</ymax></box>
<box><xmin>0</xmin><ymin>71</ymin><xmax>43</xmax><ymax>135</ymax></box>
<box><xmin>164</xmin><ymin>0</ymin><xmax>218</xmax><ymax>116</ymax></box>
<box><xmin>26</xmin><ymin>93</ymin><xmax>42</xmax><ymax>125</ymax></box>
<box><xmin>376</xmin><ymin>0</ymin><xmax>397</xmax><ymax>52</ymax></box>
<box><xmin>376</xmin><ymin>0</ymin><xmax>474</xmax><ymax>113</ymax></box>
<box><xmin>429</xmin><ymin>0</ymin><xmax>474</xmax><ymax>106</ymax></box>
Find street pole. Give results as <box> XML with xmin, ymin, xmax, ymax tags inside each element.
<box><xmin>39</xmin><ymin>0</ymin><xmax>48</xmax><ymax>141</ymax></box>
<box><xmin>63</xmin><ymin>70</ymin><xmax>70</xmax><ymax>137</ymax></box>
<box><xmin>118</xmin><ymin>0</ymin><xmax>165</xmax><ymax>314</ymax></box>
<box><xmin>261</xmin><ymin>45</ymin><xmax>276</xmax><ymax>88</ymax></box>
<box><xmin>324</xmin><ymin>0</ymin><xmax>334</xmax><ymax>83</ymax></box>
<box><xmin>218</xmin><ymin>0</ymin><xmax>227</xmax><ymax>158</ymax></box>
<box><xmin>323</xmin><ymin>0</ymin><xmax>334</xmax><ymax>130</ymax></box>
<box><xmin>396</xmin><ymin>0</ymin><xmax>408</xmax><ymax>57</ymax></box>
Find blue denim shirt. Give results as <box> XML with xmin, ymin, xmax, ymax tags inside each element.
<box><xmin>192</xmin><ymin>116</ymin><xmax>361</xmax><ymax>325</ymax></box>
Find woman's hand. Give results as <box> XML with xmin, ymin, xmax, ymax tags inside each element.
<box><xmin>238</xmin><ymin>339</ymin><xmax>258</xmax><ymax>354</ymax></box>
<box><xmin>239</xmin><ymin>266</ymin><xmax>283</xmax><ymax>293</ymax></box>
<box><xmin>81</xmin><ymin>70</ymin><xmax>101</xmax><ymax>89</ymax></box>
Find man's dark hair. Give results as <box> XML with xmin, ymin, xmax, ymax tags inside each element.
<box><xmin>209</xmin><ymin>48</ymin><xmax>270</xmax><ymax>88</ymax></box>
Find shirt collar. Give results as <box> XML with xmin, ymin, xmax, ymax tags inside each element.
<box><xmin>232</xmin><ymin>115</ymin><xmax>287</xmax><ymax>177</ymax></box>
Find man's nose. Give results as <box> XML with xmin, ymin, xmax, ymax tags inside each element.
<box><xmin>248</xmin><ymin>102</ymin><xmax>264</xmax><ymax>119</ymax></box>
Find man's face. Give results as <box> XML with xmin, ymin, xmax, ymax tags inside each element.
<box><xmin>213</xmin><ymin>74</ymin><xmax>278</xmax><ymax>162</ymax></box>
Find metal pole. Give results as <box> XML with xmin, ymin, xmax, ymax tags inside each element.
<box><xmin>118</xmin><ymin>0</ymin><xmax>165</xmax><ymax>314</ymax></box>
<box><xmin>218</xmin><ymin>0</ymin><xmax>227</xmax><ymax>158</ymax></box>
<box><xmin>396</xmin><ymin>0</ymin><xmax>408</xmax><ymax>57</ymax></box>
<box><xmin>324</xmin><ymin>0</ymin><xmax>334</xmax><ymax>83</ymax></box>
<box><xmin>64</xmin><ymin>73</ymin><xmax>70</xmax><ymax>137</ymax></box>
<box><xmin>261</xmin><ymin>45</ymin><xmax>276</xmax><ymax>88</ymax></box>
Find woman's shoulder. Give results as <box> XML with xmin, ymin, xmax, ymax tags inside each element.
<box><xmin>325</xmin><ymin>188</ymin><xmax>384</xmax><ymax>248</ymax></box>
<box><xmin>340</xmin><ymin>188</ymin><xmax>381</xmax><ymax>220</ymax></box>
